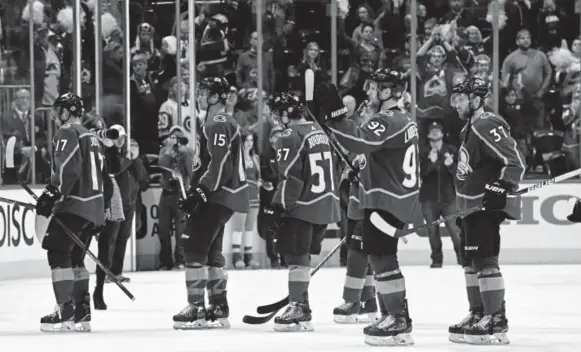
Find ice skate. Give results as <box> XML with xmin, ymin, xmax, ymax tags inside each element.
<box><xmin>333</xmin><ymin>297</ymin><xmax>378</xmax><ymax>324</ymax></box>
<box><xmin>93</xmin><ymin>286</ymin><xmax>107</xmax><ymax>310</ymax></box>
<box><xmin>364</xmin><ymin>300</ymin><xmax>413</xmax><ymax>346</ymax></box>
<box><xmin>172</xmin><ymin>301</ymin><xmax>208</xmax><ymax>330</ymax></box>
<box><xmin>244</xmin><ymin>254</ymin><xmax>260</xmax><ymax>269</ymax></box>
<box><xmin>206</xmin><ymin>292</ymin><xmax>231</xmax><ymax>329</ymax></box>
<box><xmin>74</xmin><ymin>293</ymin><xmax>91</xmax><ymax>332</ymax></box>
<box><xmin>40</xmin><ymin>302</ymin><xmax>75</xmax><ymax>332</ymax></box>
<box><xmin>448</xmin><ymin>309</ymin><xmax>483</xmax><ymax>343</ymax></box>
<box><xmin>463</xmin><ymin>312</ymin><xmax>509</xmax><ymax>345</ymax></box>
<box><xmin>232</xmin><ymin>253</ymin><xmax>245</xmax><ymax>270</ymax></box>
<box><xmin>274</xmin><ymin>301</ymin><xmax>314</xmax><ymax>332</ymax></box>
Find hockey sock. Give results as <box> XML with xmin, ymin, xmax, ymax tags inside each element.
<box><xmin>243</xmin><ymin>230</ymin><xmax>253</xmax><ymax>253</ymax></box>
<box><xmin>375</xmin><ymin>269</ymin><xmax>406</xmax><ymax>315</ymax></box>
<box><xmin>342</xmin><ymin>249</ymin><xmax>368</xmax><ymax>302</ymax></box>
<box><xmin>288</xmin><ymin>265</ymin><xmax>310</xmax><ymax>302</ymax></box>
<box><xmin>360</xmin><ymin>265</ymin><xmax>376</xmax><ymax>301</ymax></box>
<box><xmin>464</xmin><ymin>267</ymin><xmax>483</xmax><ymax>311</ymax></box>
<box><xmin>51</xmin><ymin>268</ymin><xmax>75</xmax><ymax>304</ymax></box>
<box><xmin>73</xmin><ymin>267</ymin><xmax>90</xmax><ymax>303</ymax></box>
<box><xmin>377</xmin><ymin>292</ymin><xmax>387</xmax><ymax>315</ymax></box>
<box><xmin>185</xmin><ymin>264</ymin><xmax>207</xmax><ymax>304</ymax></box>
<box><xmin>478</xmin><ymin>268</ymin><xmax>505</xmax><ymax>315</ymax></box>
<box><xmin>231</xmin><ymin>231</ymin><xmax>243</xmax><ymax>256</ymax></box>
<box><xmin>207</xmin><ymin>266</ymin><xmax>228</xmax><ymax>298</ymax></box>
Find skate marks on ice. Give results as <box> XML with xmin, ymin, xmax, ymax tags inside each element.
<box><xmin>0</xmin><ymin>267</ymin><xmax>580</xmax><ymax>352</ymax></box>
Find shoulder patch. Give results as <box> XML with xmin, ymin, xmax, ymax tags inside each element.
<box><xmin>213</xmin><ymin>114</ymin><xmax>227</xmax><ymax>123</ymax></box>
<box><xmin>480</xmin><ymin>112</ymin><xmax>494</xmax><ymax>120</ymax></box>
<box><xmin>61</xmin><ymin>123</ymin><xmax>72</xmax><ymax>129</ymax></box>
<box><xmin>282</xmin><ymin>129</ymin><xmax>292</xmax><ymax>137</ymax></box>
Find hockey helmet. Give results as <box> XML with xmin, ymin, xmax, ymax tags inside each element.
<box><xmin>365</xmin><ymin>68</ymin><xmax>407</xmax><ymax>98</ymax></box>
<box><xmin>272</xmin><ymin>92</ymin><xmax>303</xmax><ymax>125</ymax></box>
<box><xmin>53</xmin><ymin>92</ymin><xmax>84</xmax><ymax>121</ymax></box>
<box><xmin>451</xmin><ymin>77</ymin><xmax>489</xmax><ymax>111</ymax></box>
<box><xmin>198</xmin><ymin>76</ymin><xmax>230</xmax><ymax>102</ymax></box>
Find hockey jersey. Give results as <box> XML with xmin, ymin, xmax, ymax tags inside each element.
<box><xmin>456</xmin><ymin>112</ymin><xmax>526</xmax><ymax>220</ymax></box>
<box><xmin>195</xmin><ymin>111</ymin><xmax>249</xmax><ymax>214</ymax></box>
<box><xmin>158</xmin><ymin>98</ymin><xmax>198</xmax><ymax>148</ymax></box>
<box><xmin>326</xmin><ymin>108</ymin><xmax>420</xmax><ymax>224</ymax></box>
<box><xmin>273</xmin><ymin>122</ymin><xmax>341</xmax><ymax>225</ymax></box>
<box><xmin>51</xmin><ymin>123</ymin><xmax>106</xmax><ymax>226</ymax></box>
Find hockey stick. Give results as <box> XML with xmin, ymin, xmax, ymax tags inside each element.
<box><xmin>0</xmin><ymin>196</ymin><xmax>35</xmax><ymax>208</ymax></box>
<box><xmin>20</xmin><ymin>183</ymin><xmax>136</xmax><ymax>301</ymax></box>
<box><xmin>243</xmin><ymin>236</ymin><xmax>347</xmax><ymax>323</ymax></box>
<box><xmin>374</xmin><ymin>167</ymin><xmax>581</xmax><ymax>239</ymax></box>
<box><xmin>154</xmin><ymin>165</ymin><xmax>188</xmax><ymax>198</ymax></box>
<box><xmin>302</xmin><ymin>106</ymin><xmax>409</xmax><ymax>244</ymax></box>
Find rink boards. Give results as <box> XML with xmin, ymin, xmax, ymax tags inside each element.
<box><xmin>1</xmin><ymin>183</ymin><xmax>581</xmax><ymax>280</ymax></box>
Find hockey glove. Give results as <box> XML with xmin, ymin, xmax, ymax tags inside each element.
<box><xmin>482</xmin><ymin>180</ymin><xmax>513</xmax><ymax>211</ymax></box>
<box><xmin>316</xmin><ymin>81</ymin><xmax>348</xmax><ymax>122</ymax></box>
<box><xmin>567</xmin><ymin>199</ymin><xmax>581</xmax><ymax>223</ymax></box>
<box><xmin>265</xmin><ymin>204</ymin><xmax>285</xmax><ymax>235</ymax></box>
<box><xmin>347</xmin><ymin>167</ymin><xmax>360</xmax><ymax>183</ymax></box>
<box><xmin>178</xmin><ymin>184</ymin><xmax>209</xmax><ymax>213</ymax></box>
<box><xmin>35</xmin><ymin>184</ymin><xmax>61</xmax><ymax>217</ymax></box>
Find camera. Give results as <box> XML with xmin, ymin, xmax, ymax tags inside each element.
<box><xmin>93</xmin><ymin>128</ymin><xmax>120</xmax><ymax>140</ymax></box>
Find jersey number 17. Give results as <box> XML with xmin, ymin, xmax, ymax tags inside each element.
<box><xmin>90</xmin><ymin>151</ymin><xmax>105</xmax><ymax>192</ymax></box>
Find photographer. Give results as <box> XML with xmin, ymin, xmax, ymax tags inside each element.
<box><xmin>157</xmin><ymin>126</ymin><xmax>193</xmax><ymax>270</ymax></box>
<box><xmin>419</xmin><ymin>123</ymin><xmax>461</xmax><ymax>268</ymax></box>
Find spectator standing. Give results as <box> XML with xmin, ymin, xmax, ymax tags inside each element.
<box><xmin>130</xmin><ymin>53</ymin><xmax>160</xmax><ymax>155</ymax></box>
<box><xmin>289</xmin><ymin>41</ymin><xmax>328</xmax><ymax>104</ymax></box>
<box><xmin>105</xmin><ymin>127</ymin><xmax>149</xmax><ymax>283</ymax></box>
<box><xmin>130</xmin><ymin>22</ymin><xmax>161</xmax><ymax>72</ymax></box>
<box><xmin>501</xmin><ymin>29</ymin><xmax>552</xmax><ymax>130</ymax></box>
<box><xmin>351</xmin><ymin>5</ymin><xmax>381</xmax><ymax>47</ymax></box>
<box><xmin>441</xmin><ymin>0</ymin><xmax>476</xmax><ymax>33</ymax></box>
<box><xmin>236</xmin><ymin>31</ymin><xmax>275</xmax><ymax>94</ymax></box>
<box><xmin>230</xmin><ymin>129</ymin><xmax>262</xmax><ymax>269</ymax></box>
<box><xmin>419</xmin><ymin>122</ymin><xmax>461</xmax><ymax>268</ymax></box>
<box><xmin>157</xmin><ymin>126</ymin><xmax>193</xmax><ymax>270</ymax></box>
<box><xmin>499</xmin><ymin>88</ymin><xmax>529</xmax><ymax>159</ymax></box>
<box><xmin>158</xmin><ymin>77</ymin><xmax>191</xmax><ymax>144</ymax></box>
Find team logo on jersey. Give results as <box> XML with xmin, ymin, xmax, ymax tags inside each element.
<box><xmin>456</xmin><ymin>146</ymin><xmax>473</xmax><ymax>181</ymax></box>
<box><xmin>214</xmin><ymin>115</ymin><xmax>227</xmax><ymax>123</ymax></box>
<box><xmin>282</xmin><ymin>129</ymin><xmax>292</xmax><ymax>137</ymax></box>
<box><xmin>354</xmin><ymin>154</ymin><xmax>367</xmax><ymax>170</ymax></box>
<box><xmin>192</xmin><ymin>140</ymin><xmax>202</xmax><ymax>171</ymax></box>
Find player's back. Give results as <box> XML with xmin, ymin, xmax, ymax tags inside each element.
<box><xmin>359</xmin><ymin>109</ymin><xmax>420</xmax><ymax>224</ymax></box>
<box><xmin>52</xmin><ymin>123</ymin><xmax>106</xmax><ymax>226</ymax></box>
<box><xmin>278</xmin><ymin>122</ymin><xmax>341</xmax><ymax>225</ymax></box>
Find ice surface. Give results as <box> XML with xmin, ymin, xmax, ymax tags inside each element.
<box><xmin>1</xmin><ymin>265</ymin><xmax>580</xmax><ymax>352</ymax></box>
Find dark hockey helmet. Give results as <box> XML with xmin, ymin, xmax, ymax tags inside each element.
<box><xmin>452</xmin><ymin>77</ymin><xmax>489</xmax><ymax>97</ymax></box>
<box><xmin>272</xmin><ymin>93</ymin><xmax>303</xmax><ymax>124</ymax></box>
<box><xmin>53</xmin><ymin>92</ymin><xmax>84</xmax><ymax>121</ymax></box>
<box><xmin>365</xmin><ymin>68</ymin><xmax>407</xmax><ymax>97</ymax></box>
<box><xmin>198</xmin><ymin>76</ymin><xmax>230</xmax><ymax>102</ymax></box>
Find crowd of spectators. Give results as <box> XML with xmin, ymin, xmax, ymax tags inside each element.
<box><xmin>1</xmin><ymin>0</ymin><xmax>581</xmax><ymax>268</ymax></box>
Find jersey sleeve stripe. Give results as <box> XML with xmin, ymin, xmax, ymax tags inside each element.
<box><xmin>56</xmin><ymin>144</ymin><xmax>80</xmax><ymax>193</ymax></box>
<box><xmin>327</xmin><ymin>121</ymin><xmax>415</xmax><ymax>146</ymax></box>
<box><xmin>471</xmin><ymin>125</ymin><xmax>525</xmax><ymax>181</ymax></box>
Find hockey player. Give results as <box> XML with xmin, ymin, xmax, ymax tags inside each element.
<box><xmin>315</xmin><ymin>68</ymin><xmax>419</xmax><ymax>346</ymax></box>
<box><xmin>332</xmin><ymin>156</ymin><xmax>379</xmax><ymax>324</ymax></box>
<box><xmin>36</xmin><ymin>93</ymin><xmax>109</xmax><ymax>332</ymax></box>
<box><xmin>448</xmin><ymin>77</ymin><xmax>526</xmax><ymax>345</ymax></box>
<box><xmin>270</xmin><ymin>93</ymin><xmax>341</xmax><ymax>332</ymax></box>
<box><xmin>173</xmin><ymin>77</ymin><xmax>249</xmax><ymax>330</ymax></box>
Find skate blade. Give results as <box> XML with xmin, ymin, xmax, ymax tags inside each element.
<box><xmin>448</xmin><ymin>333</ymin><xmax>466</xmax><ymax>343</ymax></box>
<box><xmin>75</xmin><ymin>321</ymin><xmax>91</xmax><ymax>332</ymax></box>
<box><xmin>40</xmin><ymin>321</ymin><xmax>76</xmax><ymax>333</ymax></box>
<box><xmin>334</xmin><ymin>313</ymin><xmax>378</xmax><ymax>324</ymax></box>
<box><xmin>464</xmin><ymin>332</ymin><xmax>509</xmax><ymax>345</ymax></box>
<box><xmin>206</xmin><ymin>318</ymin><xmax>231</xmax><ymax>329</ymax></box>
<box><xmin>364</xmin><ymin>333</ymin><xmax>414</xmax><ymax>346</ymax></box>
<box><xmin>273</xmin><ymin>321</ymin><xmax>314</xmax><ymax>332</ymax></box>
<box><xmin>173</xmin><ymin>319</ymin><xmax>208</xmax><ymax>330</ymax></box>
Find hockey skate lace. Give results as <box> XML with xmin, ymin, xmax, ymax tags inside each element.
<box><xmin>280</xmin><ymin>302</ymin><xmax>300</xmax><ymax>319</ymax></box>
<box><xmin>472</xmin><ymin>315</ymin><xmax>492</xmax><ymax>329</ymax></box>
<box><xmin>337</xmin><ymin>301</ymin><xmax>355</xmax><ymax>311</ymax></box>
<box><xmin>376</xmin><ymin>315</ymin><xmax>396</xmax><ymax>329</ymax></box>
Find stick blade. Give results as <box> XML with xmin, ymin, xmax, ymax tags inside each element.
<box><xmin>257</xmin><ymin>297</ymin><xmax>289</xmax><ymax>314</ymax></box>
<box><xmin>243</xmin><ymin>311</ymin><xmax>278</xmax><ymax>325</ymax></box>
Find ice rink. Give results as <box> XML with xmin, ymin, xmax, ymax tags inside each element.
<box><xmin>1</xmin><ymin>265</ymin><xmax>580</xmax><ymax>352</ymax></box>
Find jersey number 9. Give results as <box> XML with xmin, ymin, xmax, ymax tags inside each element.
<box><xmin>402</xmin><ymin>145</ymin><xmax>418</xmax><ymax>188</ymax></box>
